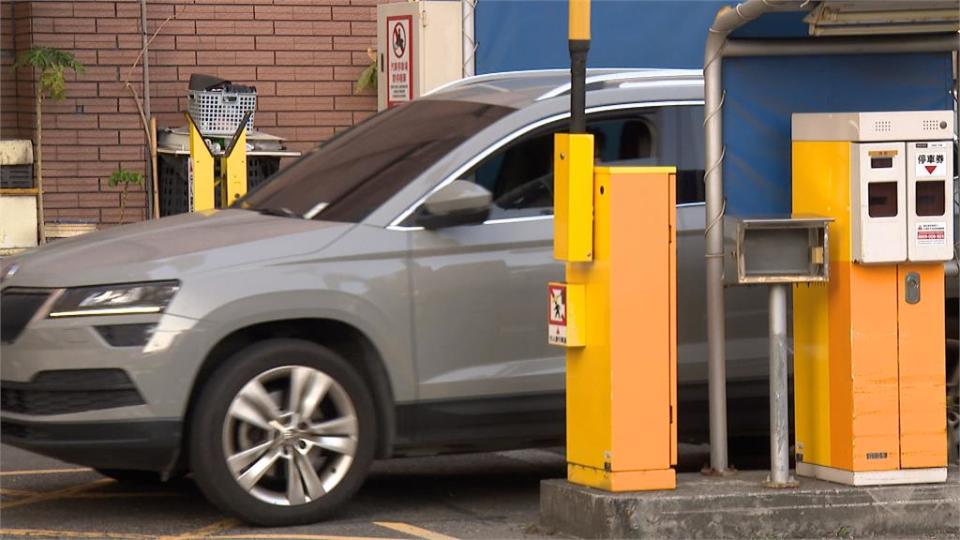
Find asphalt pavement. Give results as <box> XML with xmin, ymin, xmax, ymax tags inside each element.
<box><xmin>0</xmin><ymin>442</ymin><xmax>723</xmax><ymax>539</ymax></box>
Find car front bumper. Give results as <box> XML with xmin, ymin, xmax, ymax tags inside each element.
<box><xmin>1</xmin><ymin>306</ymin><xmax>205</xmax><ymax>472</ymax></box>
<box><xmin>0</xmin><ymin>418</ymin><xmax>183</xmax><ymax>471</ymax></box>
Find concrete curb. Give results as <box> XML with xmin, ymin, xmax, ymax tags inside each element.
<box><xmin>540</xmin><ymin>468</ymin><xmax>960</xmax><ymax>538</ymax></box>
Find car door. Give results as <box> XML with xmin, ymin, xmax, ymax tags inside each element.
<box><xmin>404</xmin><ymin>102</ymin><xmax>769</xmax><ymax>443</ymax></box>
<box><xmin>405</xmin><ymin>106</ymin><xmax>675</xmax><ymax>414</ymax></box>
<box><xmin>408</xmin><ymin>123</ymin><xmax>562</xmax><ymax>406</ymax></box>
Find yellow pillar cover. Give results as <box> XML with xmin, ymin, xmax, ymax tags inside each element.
<box><xmin>565</xmin><ymin>166</ymin><xmax>677</xmax><ymax>491</ymax></box>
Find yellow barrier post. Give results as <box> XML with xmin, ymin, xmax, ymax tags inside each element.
<box><xmin>186</xmin><ymin>111</ymin><xmax>250</xmax><ymax>212</ymax></box>
<box><xmin>186</xmin><ymin>112</ymin><xmax>215</xmax><ymax>212</ymax></box>
<box><xmin>550</xmin><ymin>0</ymin><xmax>677</xmax><ymax>492</ymax></box>
<box><xmin>222</xmin><ymin>118</ymin><xmax>249</xmax><ymax>206</ymax></box>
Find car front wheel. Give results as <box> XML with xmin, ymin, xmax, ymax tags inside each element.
<box><xmin>189</xmin><ymin>339</ymin><xmax>376</xmax><ymax>526</ymax></box>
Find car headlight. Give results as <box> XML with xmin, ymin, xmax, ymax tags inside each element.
<box><xmin>47</xmin><ymin>281</ymin><xmax>180</xmax><ymax>318</ymax></box>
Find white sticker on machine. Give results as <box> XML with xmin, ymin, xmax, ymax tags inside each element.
<box><xmin>915</xmin><ymin>143</ymin><xmax>947</xmax><ymax>178</ymax></box>
<box><xmin>547</xmin><ymin>284</ymin><xmax>567</xmax><ymax>346</ymax></box>
<box><xmin>916</xmin><ymin>222</ymin><xmax>946</xmax><ymax>245</ymax></box>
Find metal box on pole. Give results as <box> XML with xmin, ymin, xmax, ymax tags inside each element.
<box><xmin>725</xmin><ymin>215</ymin><xmax>832</xmax><ymax>487</ymax></box>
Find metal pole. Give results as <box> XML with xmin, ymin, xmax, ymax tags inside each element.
<box><xmin>702</xmin><ymin>33</ymin><xmax>729</xmax><ymax>473</ymax></box>
<box><xmin>140</xmin><ymin>0</ymin><xmax>154</xmax><ymax>219</ymax></box>
<box><xmin>723</xmin><ymin>35</ymin><xmax>960</xmax><ymax>57</ymax></box>
<box><xmin>568</xmin><ymin>0</ymin><xmax>590</xmax><ymax>134</ymax></box>
<box><xmin>767</xmin><ymin>283</ymin><xmax>796</xmax><ymax>487</ymax></box>
<box><xmin>703</xmin><ymin>0</ymin><xmax>790</xmax><ymax>474</ymax></box>
<box><xmin>462</xmin><ymin>0</ymin><xmax>476</xmax><ymax>78</ymax></box>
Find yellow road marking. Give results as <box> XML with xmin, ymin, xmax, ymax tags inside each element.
<box><xmin>0</xmin><ymin>529</ymin><xmax>151</xmax><ymax>539</ymax></box>
<box><xmin>373</xmin><ymin>522</ymin><xmax>459</xmax><ymax>540</ymax></box>
<box><xmin>0</xmin><ymin>467</ymin><xmax>92</xmax><ymax>477</ymax></box>
<box><xmin>205</xmin><ymin>533</ymin><xmax>403</xmax><ymax>540</ymax></box>
<box><xmin>0</xmin><ymin>478</ymin><xmax>114</xmax><ymax>510</ymax></box>
<box><xmin>156</xmin><ymin>518</ymin><xmax>241</xmax><ymax>540</ymax></box>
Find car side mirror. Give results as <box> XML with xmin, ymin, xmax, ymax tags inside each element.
<box><xmin>414</xmin><ymin>180</ymin><xmax>492</xmax><ymax>229</ymax></box>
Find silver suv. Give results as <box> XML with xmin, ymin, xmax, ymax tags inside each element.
<box><xmin>2</xmin><ymin>70</ymin><xmax>955</xmax><ymax>525</ymax></box>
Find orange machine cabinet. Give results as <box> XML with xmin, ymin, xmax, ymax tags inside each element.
<box><xmin>792</xmin><ymin>130</ymin><xmax>948</xmax><ymax>485</ymax></box>
<box><xmin>563</xmin><ymin>167</ymin><xmax>677</xmax><ymax>491</ymax></box>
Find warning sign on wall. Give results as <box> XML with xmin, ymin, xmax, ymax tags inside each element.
<box><xmin>386</xmin><ymin>15</ymin><xmax>413</xmax><ymax>108</ymax></box>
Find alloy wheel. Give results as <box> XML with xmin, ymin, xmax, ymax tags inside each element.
<box><xmin>221</xmin><ymin>365</ymin><xmax>359</xmax><ymax>506</ymax></box>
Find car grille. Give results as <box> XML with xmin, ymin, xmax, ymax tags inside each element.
<box><xmin>0</xmin><ymin>369</ymin><xmax>145</xmax><ymax>416</ymax></box>
<box><xmin>0</xmin><ymin>289</ymin><xmax>50</xmax><ymax>343</ymax></box>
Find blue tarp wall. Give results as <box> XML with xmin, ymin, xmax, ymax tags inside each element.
<box><xmin>475</xmin><ymin>0</ymin><xmax>954</xmax><ymax>215</ymax></box>
<box><xmin>475</xmin><ymin>0</ymin><xmax>729</xmax><ymax>72</ymax></box>
<box><xmin>723</xmin><ymin>54</ymin><xmax>953</xmax><ymax>215</ymax></box>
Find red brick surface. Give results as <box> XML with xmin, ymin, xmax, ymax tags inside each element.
<box><xmin>1</xmin><ymin>0</ymin><xmax>382</xmax><ymax>225</ymax></box>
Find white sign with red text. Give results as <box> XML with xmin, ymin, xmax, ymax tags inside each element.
<box><xmin>386</xmin><ymin>15</ymin><xmax>413</xmax><ymax>108</ymax></box>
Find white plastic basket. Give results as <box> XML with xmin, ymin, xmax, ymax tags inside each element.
<box><xmin>187</xmin><ymin>89</ymin><xmax>256</xmax><ymax>136</ymax></box>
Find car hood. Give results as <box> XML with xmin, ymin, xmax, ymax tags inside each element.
<box><xmin>2</xmin><ymin>210</ymin><xmax>353</xmax><ymax>288</ymax></box>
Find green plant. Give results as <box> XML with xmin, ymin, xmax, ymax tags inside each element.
<box><xmin>109</xmin><ymin>169</ymin><xmax>144</xmax><ymax>225</ymax></box>
<box><xmin>355</xmin><ymin>48</ymin><xmax>377</xmax><ymax>93</ymax></box>
<box><xmin>13</xmin><ymin>47</ymin><xmax>85</xmax><ymax>242</ymax></box>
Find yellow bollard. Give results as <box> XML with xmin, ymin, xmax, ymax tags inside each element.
<box><xmin>186</xmin><ymin>115</ymin><xmax>215</xmax><ymax>212</ymax></box>
<box><xmin>551</xmin><ymin>132</ymin><xmax>678</xmax><ymax>491</ymax></box>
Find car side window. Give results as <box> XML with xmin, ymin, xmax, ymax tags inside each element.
<box><xmin>454</xmin><ymin>104</ymin><xmax>704</xmax><ymax>222</ymax></box>
<box><xmin>471</xmin><ymin>129</ymin><xmax>556</xmax><ymax>216</ymax></box>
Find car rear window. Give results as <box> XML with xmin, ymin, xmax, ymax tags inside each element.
<box><xmin>238</xmin><ymin>99</ymin><xmax>515</xmax><ymax>222</ymax></box>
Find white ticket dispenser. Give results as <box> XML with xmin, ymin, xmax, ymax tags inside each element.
<box><xmin>852</xmin><ymin>142</ymin><xmax>907</xmax><ymax>263</ymax></box>
<box><xmin>793</xmin><ymin>110</ymin><xmax>955</xmax><ymax>264</ymax></box>
<box><xmin>907</xmin><ymin>141</ymin><xmax>954</xmax><ymax>262</ymax></box>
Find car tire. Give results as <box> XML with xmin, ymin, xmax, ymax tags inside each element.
<box><xmin>96</xmin><ymin>468</ymin><xmax>165</xmax><ymax>484</ymax></box>
<box><xmin>189</xmin><ymin>339</ymin><xmax>376</xmax><ymax>526</ymax></box>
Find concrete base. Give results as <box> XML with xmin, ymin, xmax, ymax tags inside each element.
<box><xmin>540</xmin><ymin>467</ymin><xmax>959</xmax><ymax>538</ymax></box>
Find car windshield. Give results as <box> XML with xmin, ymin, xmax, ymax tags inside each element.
<box><xmin>237</xmin><ymin>99</ymin><xmax>515</xmax><ymax>222</ymax></box>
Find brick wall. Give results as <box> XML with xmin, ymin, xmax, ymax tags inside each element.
<box><xmin>1</xmin><ymin>1</ymin><xmax>34</xmax><ymax>141</ymax></box>
<box><xmin>0</xmin><ymin>0</ymin><xmax>382</xmax><ymax>226</ymax></box>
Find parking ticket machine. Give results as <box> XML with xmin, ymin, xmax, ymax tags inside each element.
<box><xmin>792</xmin><ymin>111</ymin><xmax>953</xmax><ymax>485</ymax></box>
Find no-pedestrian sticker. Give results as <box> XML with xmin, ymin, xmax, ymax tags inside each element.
<box><xmin>386</xmin><ymin>15</ymin><xmax>413</xmax><ymax>108</ymax></box>
<box><xmin>548</xmin><ymin>284</ymin><xmax>567</xmax><ymax>345</ymax></box>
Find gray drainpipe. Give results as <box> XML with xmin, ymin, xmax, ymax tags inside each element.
<box><xmin>703</xmin><ymin>0</ymin><xmax>803</xmax><ymax>474</ymax></box>
<box><xmin>141</xmin><ymin>0</ymin><xmax>153</xmax><ymax>218</ymax></box>
<box><xmin>703</xmin><ymin>0</ymin><xmax>958</xmax><ymax>474</ymax></box>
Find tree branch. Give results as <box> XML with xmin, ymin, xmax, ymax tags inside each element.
<box><xmin>123</xmin><ymin>15</ymin><xmax>173</xmax><ymax>144</ymax></box>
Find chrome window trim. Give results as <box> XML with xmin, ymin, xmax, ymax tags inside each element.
<box><xmin>618</xmin><ymin>79</ymin><xmax>704</xmax><ymax>91</ymax></box>
<box><xmin>449</xmin><ymin>201</ymin><xmax>706</xmax><ymax>228</ymax></box>
<box><xmin>387</xmin><ymin>100</ymin><xmax>705</xmax><ymax>232</ymax></box>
